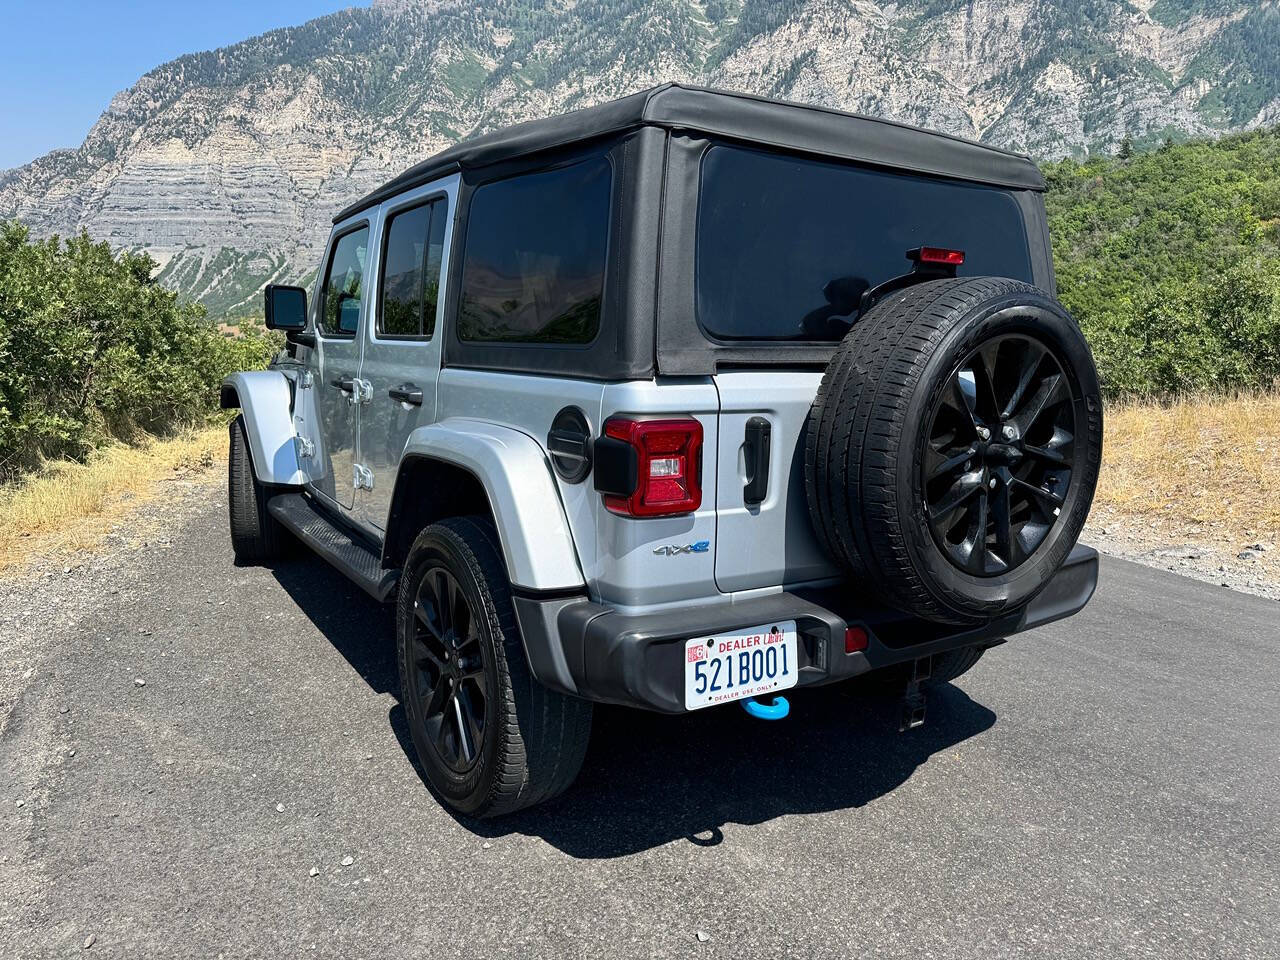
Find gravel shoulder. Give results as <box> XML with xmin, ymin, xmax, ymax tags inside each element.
<box><xmin>0</xmin><ymin>473</ymin><xmax>216</xmax><ymax>739</ymax></box>
<box><xmin>1086</xmin><ymin>514</ymin><xmax>1280</xmax><ymax>602</ymax></box>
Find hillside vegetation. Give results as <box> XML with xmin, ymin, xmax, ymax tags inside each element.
<box><xmin>0</xmin><ymin>223</ymin><xmax>277</xmax><ymax>480</ymax></box>
<box><xmin>1046</xmin><ymin>126</ymin><xmax>1280</xmax><ymax>396</ymax></box>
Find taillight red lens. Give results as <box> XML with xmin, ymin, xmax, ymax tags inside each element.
<box><xmin>602</xmin><ymin>417</ymin><xmax>703</xmax><ymax>517</ymax></box>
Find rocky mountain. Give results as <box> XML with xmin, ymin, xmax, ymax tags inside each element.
<box><xmin>2</xmin><ymin>0</ymin><xmax>1278</xmax><ymax>318</ymax></box>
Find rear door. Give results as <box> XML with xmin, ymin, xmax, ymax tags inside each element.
<box><xmin>356</xmin><ymin>177</ymin><xmax>457</xmax><ymax>530</ymax></box>
<box><xmin>310</xmin><ymin>222</ymin><xmax>371</xmax><ymax>511</ymax></box>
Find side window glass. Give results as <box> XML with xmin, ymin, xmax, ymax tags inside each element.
<box><xmin>377</xmin><ymin>198</ymin><xmax>448</xmax><ymax>339</ymax></box>
<box><xmin>378</xmin><ymin>205</ymin><xmax>429</xmax><ymax>337</ymax></box>
<box><xmin>319</xmin><ymin>226</ymin><xmax>369</xmax><ymax>338</ymax></box>
<box><xmin>457</xmin><ymin>155</ymin><xmax>611</xmax><ymax>345</ymax></box>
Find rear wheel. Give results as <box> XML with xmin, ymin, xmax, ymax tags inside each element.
<box><xmin>397</xmin><ymin>517</ymin><xmax>592</xmax><ymax>817</ymax></box>
<box><xmin>860</xmin><ymin>645</ymin><xmax>987</xmax><ymax>694</ymax></box>
<box><xmin>227</xmin><ymin>414</ymin><xmax>285</xmax><ymax>564</ymax></box>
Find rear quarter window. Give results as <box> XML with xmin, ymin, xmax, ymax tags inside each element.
<box><xmin>456</xmin><ymin>155</ymin><xmax>612</xmax><ymax>346</ymax></box>
<box><xmin>696</xmin><ymin>145</ymin><xmax>1035</xmax><ymax>341</ymax></box>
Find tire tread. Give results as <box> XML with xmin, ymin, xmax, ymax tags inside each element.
<box><xmin>228</xmin><ymin>415</ymin><xmax>284</xmax><ymax>563</ymax></box>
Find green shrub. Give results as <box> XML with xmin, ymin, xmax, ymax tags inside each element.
<box><xmin>1080</xmin><ymin>262</ymin><xmax>1280</xmax><ymax>396</ymax></box>
<box><xmin>0</xmin><ymin>222</ymin><xmax>279</xmax><ymax>479</ymax></box>
<box><xmin>1045</xmin><ymin>125</ymin><xmax>1280</xmax><ymax>397</ymax></box>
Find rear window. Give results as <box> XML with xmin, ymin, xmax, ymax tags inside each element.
<box><xmin>457</xmin><ymin>154</ymin><xmax>612</xmax><ymax>345</ymax></box>
<box><xmin>696</xmin><ymin>145</ymin><xmax>1035</xmax><ymax>341</ymax></box>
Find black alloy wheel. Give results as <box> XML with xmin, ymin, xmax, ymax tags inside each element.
<box><xmin>408</xmin><ymin>565</ymin><xmax>488</xmax><ymax>773</ymax></box>
<box><xmin>922</xmin><ymin>333</ymin><xmax>1077</xmax><ymax>577</ymax></box>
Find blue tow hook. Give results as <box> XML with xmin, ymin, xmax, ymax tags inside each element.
<box><xmin>741</xmin><ymin>695</ymin><xmax>790</xmax><ymax>720</ymax></box>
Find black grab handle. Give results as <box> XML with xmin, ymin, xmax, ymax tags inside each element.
<box><xmin>330</xmin><ymin>376</ymin><xmax>355</xmax><ymax>393</ymax></box>
<box><xmin>743</xmin><ymin>416</ymin><xmax>771</xmax><ymax>507</ymax></box>
<box><xmin>388</xmin><ymin>383</ymin><xmax>423</xmax><ymax>406</ymax></box>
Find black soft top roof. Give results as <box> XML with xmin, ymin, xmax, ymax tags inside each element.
<box><xmin>334</xmin><ymin>83</ymin><xmax>1044</xmax><ymax>223</ymax></box>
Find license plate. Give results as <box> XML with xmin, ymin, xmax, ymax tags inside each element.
<box><xmin>684</xmin><ymin>620</ymin><xmax>798</xmax><ymax>711</ymax></box>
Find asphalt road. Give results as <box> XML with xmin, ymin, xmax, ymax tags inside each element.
<box><xmin>2</xmin><ymin>487</ymin><xmax>1277</xmax><ymax>959</ymax></box>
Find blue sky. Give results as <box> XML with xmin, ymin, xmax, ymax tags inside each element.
<box><xmin>0</xmin><ymin>1</ymin><xmax>371</xmax><ymax>171</ymax></box>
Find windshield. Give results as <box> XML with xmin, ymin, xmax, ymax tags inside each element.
<box><xmin>695</xmin><ymin>145</ymin><xmax>1036</xmax><ymax>341</ymax></box>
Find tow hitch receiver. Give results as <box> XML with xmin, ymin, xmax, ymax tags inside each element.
<box><xmin>900</xmin><ymin>657</ymin><xmax>930</xmax><ymax>731</ymax></box>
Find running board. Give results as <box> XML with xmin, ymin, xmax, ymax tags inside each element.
<box><xmin>267</xmin><ymin>493</ymin><xmax>399</xmax><ymax>601</ymax></box>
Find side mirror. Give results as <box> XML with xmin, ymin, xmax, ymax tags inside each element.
<box><xmin>265</xmin><ymin>284</ymin><xmax>308</xmax><ymax>331</ymax></box>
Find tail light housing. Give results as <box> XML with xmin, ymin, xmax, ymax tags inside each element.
<box><xmin>596</xmin><ymin>417</ymin><xmax>703</xmax><ymax>517</ymax></box>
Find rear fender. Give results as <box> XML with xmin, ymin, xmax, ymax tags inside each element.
<box><xmin>388</xmin><ymin>420</ymin><xmax>585</xmax><ymax>592</ymax></box>
<box><xmin>219</xmin><ymin>371</ymin><xmax>305</xmax><ymax>486</ymax></box>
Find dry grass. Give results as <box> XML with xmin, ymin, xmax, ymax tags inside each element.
<box><xmin>0</xmin><ymin>425</ymin><xmax>226</xmax><ymax>573</ymax></box>
<box><xmin>1095</xmin><ymin>392</ymin><xmax>1280</xmax><ymax>538</ymax></box>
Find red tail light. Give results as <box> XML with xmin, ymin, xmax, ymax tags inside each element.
<box><xmin>601</xmin><ymin>417</ymin><xmax>703</xmax><ymax>517</ymax></box>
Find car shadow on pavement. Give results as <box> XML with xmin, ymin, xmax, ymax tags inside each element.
<box><xmin>471</xmin><ymin>683</ymin><xmax>996</xmax><ymax>859</ymax></box>
<box><xmin>271</xmin><ymin>553</ymin><xmax>997</xmax><ymax>860</ymax></box>
<box><xmin>271</xmin><ymin>555</ymin><xmax>400</xmax><ymax>694</ymax></box>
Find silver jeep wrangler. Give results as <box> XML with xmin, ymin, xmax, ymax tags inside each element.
<box><xmin>222</xmin><ymin>84</ymin><xmax>1102</xmax><ymax>817</ymax></box>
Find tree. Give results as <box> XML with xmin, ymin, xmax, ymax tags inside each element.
<box><xmin>1044</xmin><ymin>125</ymin><xmax>1280</xmax><ymax>397</ymax></box>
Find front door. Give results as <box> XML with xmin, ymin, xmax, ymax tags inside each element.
<box><xmin>311</xmin><ymin>223</ymin><xmax>371</xmax><ymax>511</ymax></box>
<box><xmin>357</xmin><ymin>179</ymin><xmax>456</xmax><ymax>530</ymax></box>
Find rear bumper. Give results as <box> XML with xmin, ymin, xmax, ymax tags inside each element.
<box><xmin>513</xmin><ymin>544</ymin><xmax>1099</xmax><ymax>714</ymax></box>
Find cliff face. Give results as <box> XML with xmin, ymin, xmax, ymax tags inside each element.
<box><xmin>3</xmin><ymin>0</ymin><xmax>1277</xmax><ymax>317</ymax></box>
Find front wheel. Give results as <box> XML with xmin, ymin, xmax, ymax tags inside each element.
<box><xmin>396</xmin><ymin>517</ymin><xmax>592</xmax><ymax>817</ymax></box>
<box><xmin>227</xmin><ymin>414</ymin><xmax>285</xmax><ymax>564</ymax></box>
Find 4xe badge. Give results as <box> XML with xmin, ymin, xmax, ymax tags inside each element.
<box><xmin>653</xmin><ymin>540</ymin><xmax>710</xmax><ymax>557</ymax></box>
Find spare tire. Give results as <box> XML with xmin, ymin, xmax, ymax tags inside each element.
<box><xmin>805</xmin><ymin>277</ymin><xmax>1102</xmax><ymax>624</ymax></box>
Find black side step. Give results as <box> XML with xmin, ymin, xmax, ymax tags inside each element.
<box><xmin>267</xmin><ymin>493</ymin><xmax>399</xmax><ymax>602</ymax></box>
